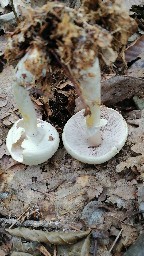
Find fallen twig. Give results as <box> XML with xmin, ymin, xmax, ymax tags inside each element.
<box><xmin>37</xmin><ymin>245</ymin><xmax>52</xmax><ymax>256</ymax></box>
<box><xmin>109</xmin><ymin>228</ymin><xmax>123</xmax><ymax>253</ymax></box>
<box><xmin>9</xmin><ymin>206</ymin><xmax>31</xmax><ymax>229</ymax></box>
<box><xmin>0</xmin><ymin>218</ymin><xmax>63</xmax><ymax>230</ymax></box>
<box><xmin>68</xmin><ymin>224</ymin><xmax>81</xmax><ymax>231</ymax></box>
<box><xmin>93</xmin><ymin>239</ymin><xmax>98</xmax><ymax>256</ymax></box>
<box><xmin>53</xmin><ymin>246</ymin><xmax>57</xmax><ymax>256</ymax></box>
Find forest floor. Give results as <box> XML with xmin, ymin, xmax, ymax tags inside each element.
<box><xmin>0</xmin><ymin>1</ymin><xmax>144</xmax><ymax>256</ymax></box>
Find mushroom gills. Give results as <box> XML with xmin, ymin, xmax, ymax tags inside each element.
<box><xmin>6</xmin><ymin>119</ymin><xmax>60</xmax><ymax>165</ymax></box>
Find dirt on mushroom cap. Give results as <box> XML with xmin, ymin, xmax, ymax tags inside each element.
<box><xmin>4</xmin><ymin>1</ymin><xmax>136</xmax><ymax>83</ymax></box>
<box><xmin>82</xmin><ymin>0</ymin><xmax>137</xmax><ymax>50</ymax></box>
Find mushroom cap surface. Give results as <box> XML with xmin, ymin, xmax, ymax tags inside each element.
<box><xmin>6</xmin><ymin>119</ymin><xmax>59</xmax><ymax>165</ymax></box>
<box><xmin>62</xmin><ymin>106</ymin><xmax>128</xmax><ymax>164</ymax></box>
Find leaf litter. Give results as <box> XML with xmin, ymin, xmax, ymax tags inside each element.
<box><xmin>0</xmin><ymin>0</ymin><xmax>144</xmax><ymax>256</ymax></box>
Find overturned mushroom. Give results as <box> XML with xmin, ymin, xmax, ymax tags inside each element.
<box><xmin>62</xmin><ymin>0</ymin><xmax>136</xmax><ymax>164</ymax></box>
<box><xmin>6</xmin><ymin>46</ymin><xmax>59</xmax><ymax>165</ymax></box>
<box><xmin>62</xmin><ymin>58</ymin><xmax>128</xmax><ymax>164</ymax></box>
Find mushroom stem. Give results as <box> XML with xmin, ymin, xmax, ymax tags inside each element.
<box><xmin>13</xmin><ymin>82</ymin><xmax>37</xmax><ymax>137</ymax></box>
<box><xmin>80</xmin><ymin>57</ymin><xmax>104</xmax><ymax>146</ymax></box>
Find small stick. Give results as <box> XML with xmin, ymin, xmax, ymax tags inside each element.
<box><xmin>0</xmin><ymin>218</ymin><xmax>62</xmax><ymax>229</ymax></box>
<box><xmin>68</xmin><ymin>225</ymin><xmax>81</xmax><ymax>231</ymax></box>
<box><xmin>38</xmin><ymin>245</ymin><xmax>52</xmax><ymax>256</ymax></box>
<box><xmin>109</xmin><ymin>229</ymin><xmax>123</xmax><ymax>253</ymax></box>
<box><xmin>53</xmin><ymin>246</ymin><xmax>57</xmax><ymax>256</ymax></box>
<box><xmin>9</xmin><ymin>206</ymin><xmax>30</xmax><ymax>229</ymax></box>
<box><xmin>93</xmin><ymin>239</ymin><xmax>98</xmax><ymax>256</ymax></box>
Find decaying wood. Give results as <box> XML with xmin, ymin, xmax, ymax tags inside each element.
<box><xmin>0</xmin><ymin>218</ymin><xmax>63</xmax><ymax>229</ymax></box>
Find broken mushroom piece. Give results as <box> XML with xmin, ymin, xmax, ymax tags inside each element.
<box><xmin>62</xmin><ymin>58</ymin><xmax>128</xmax><ymax>164</ymax></box>
<box><xmin>6</xmin><ymin>85</ymin><xmax>59</xmax><ymax>165</ymax></box>
<box><xmin>6</xmin><ymin>49</ymin><xmax>59</xmax><ymax>166</ymax></box>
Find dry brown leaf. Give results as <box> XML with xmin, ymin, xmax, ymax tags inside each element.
<box><xmin>132</xmin><ymin>142</ymin><xmax>144</xmax><ymax>155</ymax></box>
<box><xmin>103</xmin><ymin>211</ymin><xmax>125</xmax><ymax>231</ymax></box>
<box><xmin>57</xmin><ymin>234</ymin><xmax>90</xmax><ymax>256</ymax></box>
<box><xmin>0</xmin><ymin>143</ymin><xmax>10</xmax><ymax>159</ymax></box>
<box><xmin>121</xmin><ymin>224</ymin><xmax>138</xmax><ymax>247</ymax></box>
<box><xmin>125</xmin><ymin>35</ymin><xmax>144</xmax><ymax>62</ymax></box>
<box><xmin>31</xmin><ymin>96</ymin><xmax>43</xmax><ymax>106</ymax></box>
<box><xmin>0</xmin><ymin>249</ymin><xmax>7</xmax><ymax>256</ymax></box>
<box><xmin>116</xmin><ymin>155</ymin><xmax>144</xmax><ymax>173</ymax></box>
<box><xmin>55</xmin><ymin>175</ymin><xmax>103</xmax><ymax>215</ymax></box>
<box><xmin>6</xmin><ymin>228</ymin><xmax>91</xmax><ymax>245</ymax></box>
<box><xmin>0</xmin><ymin>94</ymin><xmax>7</xmax><ymax>107</ymax></box>
<box><xmin>108</xmin><ymin>179</ymin><xmax>136</xmax><ymax>201</ymax></box>
<box><xmin>3</xmin><ymin>112</ymin><xmax>19</xmax><ymax>126</ymax></box>
<box><xmin>0</xmin><ymin>155</ymin><xmax>20</xmax><ymax>171</ymax></box>
<box><xmin>0</xmin><ymin>169</ymin><xmax>3</xmax><ymax>176</ymax></box>
<box><xmin>106</xmin><ymin>195</ymin><xmax>128</xmax><ymax>209</ymax></box>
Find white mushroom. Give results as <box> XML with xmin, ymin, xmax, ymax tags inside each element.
<box><xmin>62</xmin><ymin>58</ymin><xmax>128</xmax><ymax>164</ymax></box>
<box><xmin>6</xmin><ymin>49</ymin><xmax>59</xmax><ymax>166</ymax></box>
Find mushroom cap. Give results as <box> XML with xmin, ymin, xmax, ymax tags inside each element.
<box><xmin>6</xmin><ymin>119</ymin><xmax>59</xmax><ymax>165</ymax></box>
<box><xmin>62</xmin><ymin>106</ymin><xmax>128</xmax><ymax>164</ymax></box>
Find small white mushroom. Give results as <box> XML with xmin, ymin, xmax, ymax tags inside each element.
<box><xmin>62</xmin><ymin>58</ymin><xmax>128</xmax><ymax>164</ymax></box>
<box><xmin>6</xmin><ymin>49</ymin><xmax>59</xmax><ymax>166</ymax></box>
